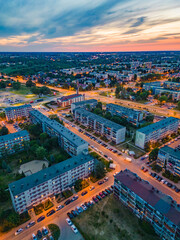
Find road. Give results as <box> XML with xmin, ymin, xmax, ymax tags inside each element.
<box><xmin>6</xmin><ymin>76</ymin><xmax>180</xmax><ymax>118</ymax></box>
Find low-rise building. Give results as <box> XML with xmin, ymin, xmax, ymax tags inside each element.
<box><xmin>30</xmin><ymin>110</ymin><xmax>88</xmax><ymax>156</ymax></box>
<box><xmin>71</xmin><ymin>99</ymin><xmax>97</xmax><ymax>112</ymax></box>
<box><xmin>158</xmin><ymin>146</ymin><xmax>180</xmax><ymax>176</ymax></box>
<box><xmin>57</xmin><ymin>94</ymin><xmax>85</xmax><ymax>107</ymax></box>
<box><xmin>73</xmin><ymin>108</ymin><xmax>126</xmax><ymax>144</ymax></box>
<box><xmin>106</xmin><ymin>103</ymin><xmax>143</xmax><ymax>126</ymax></box>
<box><xmin>114</xmin><ymin>169</ymin><xmax>180</xmax><ymax>240</ymax></box>
<box><xmin>5</xmin><ymin>104</ymin><xmax>33</xmax><ymax>121</ymax></box>
<box><xmin>0</xmin><ymin>130</ymin><xmax>30</xmax><ymax>158</ymax></box>
<box><xmin>9</xmin><ymin>151</ymin><xmax>95</xmax><ymax>213</ymax></box>
<box><xmin>135</xmin><ymin>117</ymin><xmax>179</xmax><ymax>149</ymax></box>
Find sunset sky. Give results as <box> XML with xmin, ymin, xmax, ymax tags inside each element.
<box><xmin>0</xmin><ymin>0</ymin><xmax>180</xmax><ymax>52</ymax></box>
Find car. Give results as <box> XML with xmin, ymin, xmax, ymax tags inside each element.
<box><xmin>26</xmin><ymin>221</ymin><xmax>35</xmax><ymax>229</ymax></box>
<box><xmin>141</xmin><ymin>157</ymin><xmax>145</xmax><ymax>161</ymax></box>
<box><xmin>108</xmin><ymin>157</ymin><xmax>112</xmax><ymax>161</ymax></box>
<box><xmin>85</xmin><ymin>201</ymin><xmax>91</xmax><ymax>207</ymax></box>
<box><xmin>37</xmin><ymin>215</ymin><xmax>45</xmax><ymax>222</ymax></box>
<box><xmin>96</xmin><ymin>195</ymin><xmax>102</xmax><ymax>201</ymax></box>
<box><xmin>141</xmin><ymin>166</ymin><xmax>144</xmax><ymax>170</ymax></box>
<box><xmin>118</xmin><ymin>152</ymin><xmax>122</xmax><ymax>155</ymax></box>
<box><xmin>98</xmin><ymin>180</ymin><xmax>104</xmax><ymax>185</ymax></box>
<box><xmin>143</xmin><ymin>168</ymin><xmax>148</xmax><ymax>172</ymax></box>
<box><xmin>56</xmin><ymin>205</ymin><xmax>64</xmax><ymax>211</ymax></box>
<box><xmin>113</xmin><ymin>172</ymin><xmax>118</xmax><ymax>176</ymax></box>
<box><xmin>42</xmin><ymin>238</ymin><xmax>47</xmax><ymax>240</ymax></box>
<box><xmin>175</xmin><ymin>188</ymin><xmax>180</xmax><ymax>193</ymax></box>
<box><xmin>99</xmin><ymin>192</ymin><xmax>105</xmax><ymax>198</ymax></box>
<box><xmin>105</xmin><ymin>189</ymin><xmax>111</xmax><ymax>194</ymax></box>
<box><xmin>92</xmin><ymin>196</ymin><xmax>98</xmax><ymax>203</ymax></box>
<box><xmin>104</xmin><ymin>155</ymin><xmax>108</xmax><ymax>158</ymax></box>
<box><xmin>76</xmin><ymin>206</ymin><xmax>83</xmax><ymax>213</ymax></box>
<box><xmin>32</xmin><ymin>233</ymin><xmax>37</xmax><ymax>240</ymax></box>
<box><xmin>90</xmin><ymin>200</ymin><xmax>94</xmax><ymax>206</ymax></box>
<box><xmin>37</xmin><ymin>230</ymin><xmax>43</xmax><ymax>239</ymax></box>
<box><xmin>89</xmin><ymin>186</ymin><xmax>95</xmax><ymax>191</ymax></box>
<box><xmin>46</xmin><ymin>209</ymin><xmax>55</xmax><ymax>217</ymax></box>
<box><xmin>49</xmin><ymin>236</ymin><xmax>54</xmax><ymax>240</ymax></box>
<box><xmin>102</xmin><ymin>190</ymin><xmax>108</xmax><ymax>196</ymax></box>
<box><xmin>72</xmin><ymin>195</ymin><xmax>79</xmax><ymax>201</ymax></box>
<box><xmin>81</xmin><ymin>204</ymin><xmax>87</xmax><ymax>210</ymax></box>
<box><xmin>42</xmin><ymin>226</ymin><xmax>48</xmax><ymax>235</ymax></box>
<box><xmin>71</xmin><ymin>210</ymin><xmax>78</xmax><ymax>217</ymax></box>
<box><xmin>81</xmin><ymin>190</ymin><xmax>88</xmax><ymax>196</ymax></box>
<box><xmin>65</xmin><ymin>199</ymin><xmax>71</xmax><ymax>205</ymax></box>
<box><xmin>67</xmin><ymin>212</ymin><xmax>74</xmax><ymax>219</ymax></box>
<box><xmin>15</xmin><ymin>228</ymin><xmax>23</xmax><ymax>235</ymax></box>
<box><xmin>71</xmin><ymin>224</ymin><xmax>78</xmax><ymax>234</ymax></box>
<box><xmin>104</xmin><ymin>177</ymin><xmax>109</xmax><ymax>182</ymax></box>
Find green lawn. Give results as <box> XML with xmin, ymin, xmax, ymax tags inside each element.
<box><xmin>116</xmin><ymin>141</ymin><xmax>145</xmax><ymax>159</ymax></box>
<box><xmin>73</xmin><ymin>195</ymin><xmax>160</xmax><ymax>240</ymax></box>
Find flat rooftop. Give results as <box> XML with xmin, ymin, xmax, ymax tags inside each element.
<box><xmin>74</xmin><ymin>108</ymin><xmax>125</xmax><ymax>131</ymax></box>
<box><xmin>9</xmin><ymin>152</ymin><xmax>94</xmax><ymax>196</ymax></box>
<box><xmin>5</xmin><ymin>104</ymin><xmax>32</xmax><ymax>112</ymax></box>
<box><xmin>30</xmin><ymin>110</ymin><xmax>87</xmax><ymax>147</ymax></box>
<box><xmin>137</xmin><ymin>117</ymin><xmax>179</xmax><ymax>135</ymax></box>
<box><xmin>0</xmin><ymin>130</ymin><xmax>29</xmax><ymax>142</ymax></box>
<box><xmin>159</xmin><ymin>146</ymin><xmax>180</xmax><ymax>160</ymax></box>
<box><xmin>115</xmin><ymin>169</ymin><xmax>180</xmax><ymax>227</ymax></box>
<box><xmin>107</xmin><ymin>103</ymin><xmax>142</xmax><ymax>113</ymax></box>
<box><xmin>72</xmin><ymin>99</ymin><xmax>97</xmax><ymax>106</ymax></box>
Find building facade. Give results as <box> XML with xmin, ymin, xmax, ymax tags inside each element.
<box><xmin>135</xmin><ymin>117</ymin><xmax>179</xmax><ymax>149</ymax></box>
<box><xmin>30</xmin><ymin>110</ymin><xmax>88</xmax><ymax>156</ymax></box>
<box><xmin>71</xmin><ymin>99</ymin><xmax>97</xmax><ymax>112</ymax></box>
<box><xmin>114</xmin><ymin>169</ymin><xmax>180</xmax><ymax>240</ymax></box>
<box><xmin>158</xmin><ymin>146</ymin><xmax>180</xmax><ymax>176</ymax></box>
<box><xmin>0</xmin><ymin>130</ymin><xmax>30</xmax><ymax>158</ymax></box>
<box><xmin>57</xmin><ymin>94</ymin><xmax>85</xmax><ymax>107</ymax></box>
<box><xmin>106</xmin><ymin>103</ymin><xmax>143</xmax><ymax>126</ymax></box>
<box><xmin>5</xmin><ymin>104</ymin><xmax>33</xmax><ymax>121</ymax></box>
<box><xmin>73</xmin><ymin>108</ymin><xmax>126</xmax><ymax>144</ymax></box>
<box><xmin>9</xmin><ymin>152</ymin><xmax>95</xmax><ymax>213</ymax></box>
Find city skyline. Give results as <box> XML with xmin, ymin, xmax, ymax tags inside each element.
<box><xmin>0</xmin><ymin>0</ymin><xmax>180</xmax><ymax>52</ymax></box>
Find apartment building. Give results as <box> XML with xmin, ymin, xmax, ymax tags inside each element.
<box><xmin>57</xmin><ymin>94</ymin><xmax>85</xmax><ymax>107</ymax></box>
<box><xmin>5</xmin><ymin>104</ymin><xmax>33</xmax><ymax>121</ymax></box>
<box><xmin>9</xmin><ymin>152</ymin><xmax>95</xmax><ymax>213</ymax></box>
<box><xmin>106</xmin><ymin>103</ymin><xmax>143</xmax><ymax>126</ymax></box>
<box><xmin>71</xmin><ymin>99</ymin><xmax>97</xmax><ymax>112</ymax></box>
<box><xmin>135</xmin><ymin>117</ymin><xmax>179</xmax><ymax>149</ymax></box>
<box><xmin>73</xmin><ymin>108</ymin><xmax>126</xmax><ymax>144</ymax></box>
<box><xmin>0</xmin><ymin>130</ymin><xmax>30</xmax><ymax>158</ymax></box>
<box><xmin>114</xmin><ymin>169</ymin><xmax>180</xmax><ymax>240</ymax></box>
<box><xmin>30</xmin><ymin>110</ymin><xmax>88</xmax><ymax>156</ymax></box>
<box><xmin>158</xmin><ymin>146</ymin><xmax>180</xmax><ymax>176</ymax></box>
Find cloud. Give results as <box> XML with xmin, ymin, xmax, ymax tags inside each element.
<box><xmin>130</xmin><ymin>17</ymin><xmax>146</xmax><ymax>27</ymax></box>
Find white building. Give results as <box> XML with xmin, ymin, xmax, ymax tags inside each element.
<box><xmin>135</xmin><ymin>117</ymin><xmax>179</xmax><ymax>149</ymax></box>
<box><xmin>5</xmin><ymin>104</ymin><xmax>33</xmax><ymax>121</ymax></box>
<box><xmin>9</xmin><ymin>152</ymin><xmax>95</xmax><ymax>213</ymax></box>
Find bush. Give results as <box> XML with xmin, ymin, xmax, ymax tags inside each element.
<box><xmin>34</xmin><ymin>203</ymin><xmax>44</xmax><ymax>215</ymax></box>
<box><xmin>74</xmin><ymin>179</ymin><xmax>89</xmax><ymax>192</ymax></box>
<box><xmin>48</xmin><ymin>224</ymin><xmax>60</xmax><ymax>240</ymax></box>
<box><xmin>62</xmin><ymin>189</ymin><xmax>73</xmax><ymax>199</ymax></box>
<box><xmin>43</xmin><ymin>199</ymin><xmax>54</xmax><ymax>211</ymax></box>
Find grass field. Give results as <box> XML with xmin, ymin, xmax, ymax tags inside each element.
<box><xmin>73</xmin><ymin>195</ymin><xmax>160</xmax><ymax>240</ymax></box>
<box><xmin>116</xmin><ymin>141</ymin><xmax>145</xmax><ymax>159</ymax></box>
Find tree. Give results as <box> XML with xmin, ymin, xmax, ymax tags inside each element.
<box><xmin>26</xmin><ymin>79</ymin><xmax>35</xmax><ymax>87</ymax></box>
<box><xmin>40</xmin><ymin>86</ymin><xmax>51</xmax><ymax>95</ymax></box>
<box><xmin>40</xmin><ymin>133</ymin><xmax>48</xmax><ymax>143</ymax></box>
<box><xmin>2</xmin><ymin>160</ymin><xmax>7</xmax><ymax>169</ymax></box>
<box><xmin>31</xmin><ymin>86</ymin><xmax>40</xmax><ymax>94</ymax></box>
<box><xmin>134</xmin><ymin>74</ymin><xmax>137</xmax><ymax>81</ymax></box>
<box><xmin>29</xmin><ymin>124</ymin><xmax>42</xmax><ymax>137</ymax></box>
<box><xmin>0</xmin><ymin>112</ymin><xmax>6</xmax><ymax>120</ymax></box>
<box><xmin>0</xmin><ymin>188</ymin><xmax>9</xmax><ymax>202</ymax></box>
<box><xmin>145</xmin><ymin>115</ymin><xmax>154</xmax><ymax>122</ymax></box>
<box><xmin>0</xmin><ymin>126</ymin><xmax>8</xmax><ymax>136</ymax></box>
<box><xmin>42</xmin><ymin>163</ymin><xmax>46</xmax><ymax>169</ymax></box>
<box><xmin>158</xmin><ymin>95</ymin><xmax>168</xmax><ymax>103</ymax></box>
<box><xmin>0</xmin><ymin>81</ymin><xmax>6</xmax><ymax>89</ymax></box>
<box><xmin>149</xmin><ymin>148</ymin><xmax>159</xmax><ymax>161</ymax></box>
<box><xmin>93</xmin><ymin>162</ymin><xmax>106</xmax><ymax>179</ymax></box>
<box><xmin>177</xmin><ymin>101</ymin><xmax>180</xmax><ymax>110</ymax></box>
<box><xmin>36</xmin><ymin>146</ymin><xmax>47</xmax><ymax>159</ymax></box>
<box><xmin>12</xmin><ymin>81</ymin><xmax>21</xmax><ymax>90</ymax></box>
<box><xmin>96</xmin><ymin>101</ymin><xmax>102</xmax><ymax>110</ymax></box>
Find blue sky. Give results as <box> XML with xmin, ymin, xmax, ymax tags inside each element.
<box><xmin>0</xmin><ymin>0</ymin><xmax>180</xmax><ymax>51</ymax></box>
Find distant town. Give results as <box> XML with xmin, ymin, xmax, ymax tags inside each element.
<box><xmin>0</xmin><ymin>51</ymin><xmax>180</xmax><ymax>240</ymax></box>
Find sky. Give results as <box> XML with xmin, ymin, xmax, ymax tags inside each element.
<box><xmin>0</xmin><ymin>0</ymin><xmax>180</xmax><ymax>52</ymax></box>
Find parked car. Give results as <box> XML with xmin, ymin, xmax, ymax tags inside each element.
<box><xmin>99</xmin><ymin>192</ymin><xmax>105</xmax><ymax>198</ymax></box>
<box><xmin>71</xmin><ymin>224</ymin><xmax>78</xmax><ymax>234</ymax></box>
<box><xmin>81</xmin><ymin>190</ymin><xmax>88</xmax><ymax>196</ymax></box>
<box><xmin>89</xmin><ymin>186</ymin><xmax>95</xmax><ymax>191</ymax></box>
<box><xmin>32</xmin><ymin>233</ymin><xmax>37</xmax><ymax>240</ymax></box>
<box><xmin>72</xmin><ymin>195</ymin><xmax>79</xmax><ymax>201</ymax></box>
<box><xmin>15</xmin><ymin>228</ymin><xmax>23</xmax><ymax>235</ymax></box>
<box><xmin>26</xmin><ymin>221</ymin><xmax>35</xmax><ymax>229</ymax></box>
<box><xmin>104</xmin><ymin>177</ymin><xmax>108</xmax><ymax>182</ymax></box>
<box><xmin>98</xmin><ymin>180</ymin><xmax>104</xmax><ymax>185</ymax></box>
<box><xmin>46</xmin><ymin>209</ymin><xmax>55</xmax><ymax>217</ymax></box>
<box><xmin>37</xmin><ymin>230</ymin><xmax>42</xmax><ymax>239</ymax></box>
<box><xmin>42</xmin><ymin>226</ymin><xmax>48</xmax><ymax>235</ymax></box>
<box><xmin>56</xmin><ymin>205</ymin><xmax>64</xmax><ymax>211</ymax></box>
<box><xmin>92</xmin><ymin>196</ymin><xmax>98</xmax><ymax>203</ymax></box>
<box><xmin>67</xmin><ymin>212</ymin><xmax>74</xmax><ymax>219</ymax></box>
<box><xmin>81</xmin><ymin>204</ymin><xmax>87</xmax><ymax>210</ymax></box>
<box><xmin>96</xmin><ymin>195</ymin><xmax>102</xmax><ymax>201</ymax></box>
<box><xmin>64</xmin><ymin>199</ymin><xmax>71</xmax><ymax>205</ymax></box>
<box><xmin>66</xmin><ymin>218</ymin><xmax>73</xmax><ymax>225</ymax></box>
<box><xmin>37</xmin><ymin>215</ymin><xmax>45</xmax><ymax>222</ymax></box>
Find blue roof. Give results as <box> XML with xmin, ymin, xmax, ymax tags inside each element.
<box><xmin>0</xmin><ymin>130</ymin><xmax>29</xmax><ymax>142</ymax></box>
<box><xmin>5</xmin><ymin>104</ymin><xmax>32</xmax><ymax>112</ymax></box>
